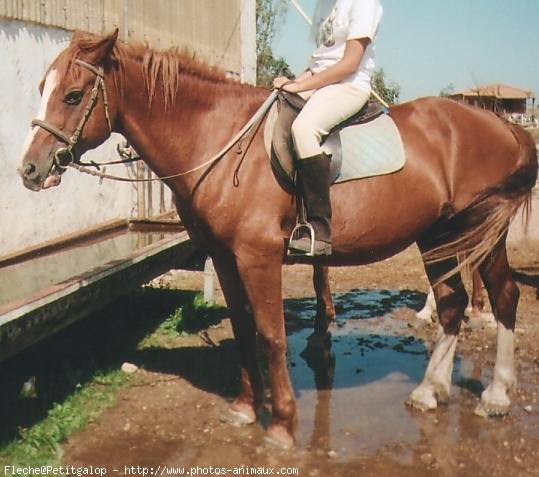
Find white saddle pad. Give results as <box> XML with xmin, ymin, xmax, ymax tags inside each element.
<box><xmin>264</xmin><ymin>104</ymin><xmax>406</xmax><ymax>184</ymax></box>
<box><xmin>325</xmin><ymin>113</ymin><xmax>405</xmax><ymax>183</ymax></box>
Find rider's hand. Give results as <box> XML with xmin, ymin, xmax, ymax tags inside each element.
<box><xmin>273</xmin><ymin>76</ymin><xmax>291</xmax><ymax>89</ymax></box>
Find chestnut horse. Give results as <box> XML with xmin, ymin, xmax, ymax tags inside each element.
<box><xmin>18</xmin><ymin>31</ymin><xmax>537</xmax><ymax>449</ymax></box>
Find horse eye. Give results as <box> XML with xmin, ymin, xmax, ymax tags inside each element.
<box><xmin>64</xmin><ymin>90</ymin><xmax>83</xmax><ymax>105</ymax></box>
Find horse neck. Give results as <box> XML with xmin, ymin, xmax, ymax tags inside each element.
<box><xmin>113</xmin><ymin>51</ymin><xmax>268</xmax><ymax>203</ymax></box>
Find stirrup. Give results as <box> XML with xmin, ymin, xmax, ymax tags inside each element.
<box><xmin>287</xmin><ymin>222</ymin><xmax>316</xmax><ymax>256</ymax></box>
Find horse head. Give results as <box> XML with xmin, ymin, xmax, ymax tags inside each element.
<box><xmin>18</xmin><ymin>29</ymin><xmax>120</xmax><ymax>191</ymax></box>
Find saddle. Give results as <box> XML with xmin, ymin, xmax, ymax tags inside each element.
<box><xmin>264</xmin><ymin>91</ymin><xmax>405</xmax><ymax>192</ymax></box>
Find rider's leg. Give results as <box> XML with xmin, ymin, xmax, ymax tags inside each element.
<box><xmin>289</xmin><ymin>83</ymin><xmax>370</xmax><ymax>255</ymax></box>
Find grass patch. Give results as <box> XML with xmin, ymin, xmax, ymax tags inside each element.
<box><xmin>0</xmin><ymin>370</ymin><xmax>129</xmax><ymax>468</ymax></box>
<box><xmin>0</xmin><ymin>287</ymin><xmax>226</xmax><ymax>470</ymax></box>
<box><xmin>159</xmin><ymin>293</ymin><xmax>224</xmax><ymax>334</ymax></box>
<box><xmin>139</xmin><ymin>292</ymin><xmax>226</xmax><ymax>348</ymax></box>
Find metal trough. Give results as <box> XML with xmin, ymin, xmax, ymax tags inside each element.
<box><xmin>0</xmin><ymin>220</ymin><xmax>197</xmax><ymax>363</ymax></box>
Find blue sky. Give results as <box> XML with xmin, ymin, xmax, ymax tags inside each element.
<box><xmin>273</xmin><ymin>0</ymin><xmax>539</xmax><ymax>102</ymax></box>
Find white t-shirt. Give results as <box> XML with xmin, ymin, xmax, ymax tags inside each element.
<box><xmin>308</xmin><ymin>0</ymin><xmax>383</xmax><ymax>93</ymax></box>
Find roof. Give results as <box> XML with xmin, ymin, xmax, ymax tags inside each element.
<box><xmin>450</xmin><ymin>83</ymin><xmax>535</xmax><ymax>99</ymax></box>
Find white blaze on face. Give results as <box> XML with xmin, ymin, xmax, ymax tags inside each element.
<box><xmin>19</xmin><ymin>69</ymin><xmax>60</xmax><ymax>162</ymax></box>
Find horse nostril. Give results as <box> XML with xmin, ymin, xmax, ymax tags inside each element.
<box><xmin>24</xmin><ymin>163</ymin><xmax>37</xmax><ymax>178</ymax></box>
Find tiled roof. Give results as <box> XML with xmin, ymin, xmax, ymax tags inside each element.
<box><xmin>450</xmin><ymin>83</ymin><xmax>534</xmax><ymax>99</ymax></box>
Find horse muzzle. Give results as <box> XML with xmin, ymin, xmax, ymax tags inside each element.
<box><xmin>19</xmin><ymin>147</ymin><xmax>72</xmax><ymax>191</ymax></box>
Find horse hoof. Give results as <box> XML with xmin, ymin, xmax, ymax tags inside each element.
<box><xmin>474</xmin><ymin>400</ymin><xmax>510</xmax><ymax>418</ymax></box>
<box><xmin>480</xmin><ymin>312</ymin><xmax>496</xmax><ymax>326</ymax></box>
<box><xmin>221</xmin><ymin>403</ymin><xmax>256</xmax><ymax>426</ymax></box>
<box><xmin>475</xmin><ymin>381</ymin><xmax>514</xmax><ymax>417</ymax></box>
<box><xmin>264</xmin><ymin>425</ymin><xmax>294</xmax><ymax>451</ymax></box>
<box><xmin>466</xmin><ymin>308</ymin><xmax>496</xmax><ymax>326</ymax></box>
<box><xmin>407</xmin><ymin>387</ymin><xmax>438</xmax><ymax>412</ymax></box>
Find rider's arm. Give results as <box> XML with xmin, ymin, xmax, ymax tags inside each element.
<box><xmin>282</xmin><ymin>37</ymin><xmax>369</xmax><ymax>93</ymax></box>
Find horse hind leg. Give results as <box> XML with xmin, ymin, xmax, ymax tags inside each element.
<box><xmin>474</xmin><ymin>240</ymin><xmax>518</xmax><ymax>417</ymax></box>
<box><xmin>416</xmin><ymin>269</ymin><xmax>495</xmax><ymax>325</ymax></box>
<box><xmin>408</xmin><ymin>256</ymin><xmax>468</xmax><ymax>411</ymax></box>
<box><xmin>415</xmin><ymin>269</ymin><xmax>482</xmax><ymax>323</ymax></box>
<box><xmin>416</xmin><ymin>286</ymin><xmax>436</xmax><ymax>322</ymax></box>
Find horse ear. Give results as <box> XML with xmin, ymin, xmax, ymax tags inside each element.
<box><xmin>78</xmin><ymin>28</ymin><xmax>119</xmax><ymax>65</ymax></box>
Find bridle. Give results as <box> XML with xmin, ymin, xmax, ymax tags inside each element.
<box><xmin>31</xmin><ymin>59</ymin><xmax>112</xmax><ymax>171</ymax></box>
<box><xmin>29</xmin><ymin>57</ymin><xmax>278</xmax><ymax>183</ymax></box>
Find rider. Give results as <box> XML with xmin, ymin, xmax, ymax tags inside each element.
<box><xmin>273</xmin><ymin>0</ymin><xmax>383</xmax><ymax>255</ymax></box>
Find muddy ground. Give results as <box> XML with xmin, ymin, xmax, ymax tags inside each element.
<box><xmin>60</xmin><ymin>232</ymin><xmax>539</xmax><ymax>477</ymax></box>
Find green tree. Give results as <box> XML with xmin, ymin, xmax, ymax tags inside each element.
<box><xmin>256</xmin><ymin>0</ymin><xmax>293</xmax><ymax>87</ymax></box>
<box><xmin>371</xmin><ymin>68</ymin><xmax>400</xmax><ymax>105</ymax></box>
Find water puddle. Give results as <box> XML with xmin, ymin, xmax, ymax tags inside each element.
<box><xmin>283</xmin><ymin>289</ymin><xmax>537</xmax><ymax>458</ymax></box>
<box><xmin>285</xmin><ymin>290</ymin><xmax>427</xmax><ymax>455</ymax></box>
<box><xmin>0</xmin><ymin>231</ymin><xmax>174</xmax><ymax>307</ymax></box>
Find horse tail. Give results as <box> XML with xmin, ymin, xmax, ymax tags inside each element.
<box><xmin>422</xmin><ymin>124</ymin><xmax>537</xmax><ymax>284</ymax></box>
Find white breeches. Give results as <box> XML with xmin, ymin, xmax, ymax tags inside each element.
<box><xmin>292</xmin><ymin>83</ymin><xmax>371</xmax><ymax>159</ymax></box>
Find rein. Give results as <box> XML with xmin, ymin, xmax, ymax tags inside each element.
<box><xmin>32</xmin><ymin>56</ymin><xmax>278</xmax><ymax>183</ymax></box>
<box><xmin>69</xmin><ymin>90</ymin><xmax>279</xmax><ymax>183</ymax></box>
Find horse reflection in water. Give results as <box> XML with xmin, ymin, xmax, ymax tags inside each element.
<box><xmin>289</xmin><ymin>289</ymin><xmax>428</xmax><ymax>454</ymax></box>
<box><xmin>300</xmin><ymin>338</ymin><xmax>335</xmax><ymax>452</ymax></box>
<box><xmin>18</xmin><ymin>30</ymin><xmax>537</xmax><ymax>448</ymax></box>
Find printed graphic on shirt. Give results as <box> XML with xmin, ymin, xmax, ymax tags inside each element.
<box><xmin>316</xmin><ymin>6</ymin><xmax>337</xmax><ymax>47</ymax></box>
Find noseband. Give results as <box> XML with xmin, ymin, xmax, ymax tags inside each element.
<box><xmin>31</xmin><ymin>59</ymin><xmax>112</xmax><ymax>170</ymax></box>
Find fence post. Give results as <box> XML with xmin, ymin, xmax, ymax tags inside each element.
<box><xmin>203</xmin><ymin>257</ymin><xmax>216</xmax><ymax>304</ymax></box>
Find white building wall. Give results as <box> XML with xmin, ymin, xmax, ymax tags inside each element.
<box><xmin>0</xmin><ymin>1</ymin><xmax>256</xmax><ymax>257</ymax></box>
<box><xmin>0</xmin><ymin>19</ymin><xmax>135</xmax><ymax>256</ymax></box>
<box><xmin>240</xmin><ymin>0</ymin><xmax>257</xmax><ymax>84</ymax></box>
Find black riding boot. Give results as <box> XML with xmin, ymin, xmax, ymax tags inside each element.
<box><xmin>289</xmin><ymin>153</ymin><xmax>332</xmax><ymax>256</ymax></box>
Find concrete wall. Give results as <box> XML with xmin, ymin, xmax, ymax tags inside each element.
<box><xmin>0</xmin><ymin>1</ymin><xmax>256</xmax><ymax>257</ymax></box>
<box><xmin>0</xmin><ymin>19</ymin><xmax>136</xmax><ymax>257</ymax></box>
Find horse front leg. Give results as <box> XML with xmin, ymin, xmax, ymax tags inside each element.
<box><xmin>408</xmin><ymin>256</ymin><xmax>468</xmax><ymax>411</ymax></box>
<box><xmin>475</xmin><ymin>241</ymin><xmax>518</xmax><ymax>417</ymax></box>
<box><xmin>308</xmin><ymin>264</ymin><xmax>336</xmax><ymax>348</ymax></box>
<box><xmin>237</xmin><ymin>252</ymin><xmax>297</xmax><ymax>449</ymax></box>
<box><xmin>211</xmin><ymin>254</ymin><xmax>264</xmax><ymax>425</ymax></box>
<box><xmin>467</xmin><ymin>269</ymin><xmax>495</xmax><ymax>324</ymax></box>
<box><xmin>470</xmin><ymin>268</ymin><xmax>486</xmax><ymax>314</ymax></box>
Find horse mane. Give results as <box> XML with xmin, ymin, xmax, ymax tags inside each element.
<box><xmin>53</xmin><ymin>33</ymin><xmax>260</xmax><ymax>111</ymax></box>
<box><xmin>138</xmin><ymin>44</ymin><xmax>233</xmax><ymax>110</ymax></box>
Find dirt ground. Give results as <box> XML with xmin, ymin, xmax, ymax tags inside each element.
<box><xmin>61</xmin><ymin>227</ymin><xmax>539</xmax><ymax>477</ymax></box>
